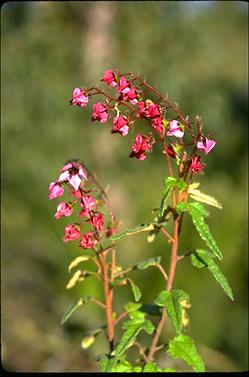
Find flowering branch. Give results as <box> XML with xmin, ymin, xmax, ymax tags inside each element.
<box><xmin>49</xmin><ymin>68</ymin><xmax>233</xmax><ymax>373</ymax></box>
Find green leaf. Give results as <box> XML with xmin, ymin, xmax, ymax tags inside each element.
<box><xmin>176</xmin><ymin>201</ymin><xmax>188</xmax><ymax>214</ymax></box>
<box><xmin>188</xmin><ymin>184</ymin><xmax>222</xmax><ymax>209</ymax></box>
<box><xmin>167</xmin><ymin>334</ymin><xmax>205</xmax><ymax>372</ymax></box>
<box><xmin>143</xmin><ymin>362</ymin><xmax>159</xmax><ymax>372</ymax></box>
<box><xmin>113</xmin><ymin>303</ymin><xmax>154</xmax><ymax>359</ymax></box>
<box><xmin>189</xmin><ymin>202</ymin><xmax>210</xmax><ymax>217</ymax></box>
<box><xmin>188</xmin><ymin>202</ymin><xmax>223</xmax><ymax>260</ymax></box>
<box><xmin>159</xmin><ymin>177</ymin><xmax>187</xmax><ymax>218</ymax></box>
<box><xmin>136</xmin><ymin>256</ymin><xmax>161</xmax><ymax>270</ymax></box>
<box><xmin>100</xmin><ymin>355</ymin><xmax>142</xmax><ymax>373</ymax></box>
<box><xmin>127</xmin><ymin>278</ymin><xmax>142</xmax><ymax>302</ymax></box>
<box><xmin>60</xmin><ymin>296</ymin><xmax>92</xmax><ymax>325</ymax></box>
<box><xmin>98</xmin><ymin>354</ymin><xmax>116</xmax><ymax>372</ymax></box>
<box><xmin>110</xmin><ymin>223</ymin><xmax>155</xmax><ymax>241</ymax></box>
<box><xmin>172</xmin><ymin>143</ymin><xmax>183</xmax><ymax>166</ymax></box>
<box><xmin>155</xmin><ymin>290</ymin><xmax>190</xmax><ymax>334</ymax></box>
<box><xmin>162</xmin><ymin>368</ymin><xmax>176</xmax><ymax>372</ymax></box>
<box><xmin>191</xmin><ymin>249</ymin><xmax>234</xmax><ymax>300</ymax></box>
<box><xmin>143</xmin><ymin>362</ymin><xmax>176</xmax><ymax>372</ymax></box>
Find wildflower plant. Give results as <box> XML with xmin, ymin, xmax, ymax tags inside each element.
<box><xmin>49</xmin><ymin>69</ymin><xmax>234</xmax><ymax>372</ymax></box>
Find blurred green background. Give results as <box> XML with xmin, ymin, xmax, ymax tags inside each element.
<box><xmin>1</xmin><ymin>1</ymin><xmax>248</xmax><ymax>372</ymax></box>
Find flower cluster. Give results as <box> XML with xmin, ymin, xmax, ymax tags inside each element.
<box><xmin>49</xmin><ymin>161</ymin><xmax>113</xmax><ymax>248</ymax></box>
<box><xmin>69</xmin><ymin>69</ymin><xmax>216</xmax><ymax>175</ymax></box>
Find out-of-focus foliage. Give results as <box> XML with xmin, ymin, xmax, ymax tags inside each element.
<box><xmin>1</xmin><ymin>1</ymin><xmax>248</xmax><ymax>372</ymax></box>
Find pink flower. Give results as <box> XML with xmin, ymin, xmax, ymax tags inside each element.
<box><xmin>90</xmin><ymin>213</ymin><xmax>104</xmax><ymax>232</ymax></box>
<box><xmin>58</xmin><ymin>161</ymin><xmax>88</xmax><ymax>191</ymax></box>
<box><xmin>80</xmin><ymin>231</ymin><xmax>96</xmax><ymax>249</ymax></box>
<box><xmin>190</xmin><ymin>156</ymin><xmax>205</xmax><ymax>175</ymax></box>
<box><xmin>151</xmin><ymin>117</ymin><xmax>165</xmax><ymax>136</ymax></box>
<box><xmin>80</xmin><ymin>195</ymin><xmax>96</xmax><ymax>218</ymax></box>
<box><xmin>70</xmin><ymin>88</ymin><xmax>88</xmax><ymax>108</ymax></box>
<box><xmin>55</xmin><ymin>202</ymin><xmax>73</xmax><ymax>219</ymax></box>
<box><xmin>138</xmin><ymin>100</ymin><xmax>161</xmax><ymax>119</ymax></box>
<box><xmin>92</xmin><ymin>102</ymin><xmax>108</xmax><ymax>123</ymax></box>
<box><xmin>71</xmin><ymin>189</ymin><xmax>82</xmax><ymax>199</ymax></box>
<box><xmin>129</xmin><ymin>134</ymin><xmax>155</xmax><ymax>161</ymax></box>
<box><xmin>102</xmin><ymin>69</ymin><xmax>117</xmax><ymax>87</ymax></box>
<box><xmin>49</xmin><ymin>182</ymin><xmax>64</xmax><ymax>200</ymax></box>
<box><xmin>117</xmin><ymin>76</ymin><xmax>130</xmax><ymax>94</ymax></box>
<box><xmin>166</xmin><ymin>120</ymin><xmax>184</xmax><ymax>138</ymax></box>
<box><xmin>112</xmin><ymin>115</ymin><xmax>129</xmax><ymax>136</ymax></box>
<box><xmin>197</xmin><ymin>137</ymin><xmax>216</xmax><ymax>155</ymax></box>
<box><xmin>63</xmin><ymin>224</ymin><xmax>80</xmax><ymax>243</ymax></box>
<box><xmin>121</xmin><ymin>87</ymin><xmax>139</xmax><ymax>105</ymax></box>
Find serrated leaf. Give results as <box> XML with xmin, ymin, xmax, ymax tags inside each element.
<box><xmin>155</xmin><ymin>290</ymin><xmax>190</xmax><ymax>334</ymax></box>
<box><xmin>68</xmin><ymin>255</ymin><xmax>91</xmax><ymax>272</ymax></box>
<box><xmin>127</xmin><ymin>278</ymin><xmax>142</xmax><ymax>302</ymax></box>
<box><xmin>125</xmin><ymin>302</ymin><xmax>142</xmax><ymax>314</ymax></box>
<box><xmin>176</xmin><ymin>201</ymin><xmax>188</xmax><ymax>214</ymax></box>
<box><xmin>98</xmin><ymin>354</ymin><xmax>116</xmax><ymax>372</ymax></box>
<box><xmin>159</xmin><ymin>177</ymin><xmax>187</xmax><ymax>218</ymax></box>
<box><xmin>188</xmin><ymin>184</ymin><xmax>222</xmax><ymax>209</ymax></box>
<box><xmin>191</xmin><ymin>249</ymin><xmax>234</xmax><ymax>300</ymax></box>
<box><xmin>167</xmin><ymin>334</ymin><xmax>205</xmax><ymax>372</ymax></box>
<box><xmin>60</xmin><ymin>296</ymin><xmax>91</xmax><ymax>325</ymax></box>
<box><xmin>188</xmin><ymin>202</ymin><xmax>223</xmax><ymax>260</ymax></box>
<box><xmin>114</xmin><ymin>303</ymin><xmax>154</xmax><ymax>359</ymax></box>
<box><xmin>136</xmin><ymin>256</ymin><xmax>161</xmax><ymax>270</ymax></box>
<box><xmin>143</xmin><ymin>362</ymin><xmax>176</xmax><ymax>372</ymax></box>
<box><xmin>110</xmin><ymin>223</ymin><xmax>155</xmax><ymax>241</ymax></box>
<box><xmin>143</xmin><ymin>362</ymin><xmax>159</xmax><ymax>372</ymax></box>
<box><xmin>100</xmin><ymin>355</ymin><xmax>142</xmax><ymax>373</ymax></box>
<box><xmin>189</xmin><ymin>202</ymin><xmax>210</xmax><ymax>217</ymax></box>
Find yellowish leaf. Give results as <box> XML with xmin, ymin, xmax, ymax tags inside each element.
<box><xmin>188</xmin><ymin>185</ymin><xmax>222</xmax><ymax>209</ymax></box>
<box><xmin>68</xmin><ymin>256</ymin><xmax>90</xmax><ymax>272</ymax></box>
<box><xmin>66</xmin><ymin>270</ymin><xmax>83</xmax><ymax>289</ymax></box>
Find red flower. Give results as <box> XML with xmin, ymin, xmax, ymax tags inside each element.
<box><xmin>129</xmin><ymin>134</ymin><xmax>155</xmax><ymax>161</ymax></box>
<box><xmin>166</xmin><ymin>144</ymin><xmax>176</xmax><ymax>158</ymax></box>
<box><xmin>121</xmin><ymin>87</ymin><xmax>139</xmax><ymax>105</ymax></box>
<box><xmin>190</xmin><ymin>156</ymin><xmax>205</xmax><ymax>175</ymax></box>
<box><xmin>49</xmin><ymin>182</ymin><xmax>64</xmax><ymax>200</ymax></box>
<box><xmin>55</xmin><ymin>202</ymin><xmax>73</xmax><ymax>219</ymax></box>
<box><xmin>117</xmin><ymin>76</ymin><xmax>130</xmax><ymax>94</ymax></box>
<box><xmin>101</xmin><ymin>69</ymin><xmax>117</xmax><ymax>87</ymax></box>
<box><xmin>70</xmin><ymin>88</ymin><xmax>88</xmax><ymax>108</ymax></box>
<box><xmin>90</xmin><ymin>213</ymin><xmax>105</xmax><ymax>232</ymax></box>
<box><xmin>80</xmin><ymin>195</ymin><xmax>96</xmax><ymax>218</ymax></box>
<box><xmin>63</xmin><ymin>224</ymin><xmax>80</xmax><ymax>243</ymax></box>
<box><xmin>138</xmin><ymin>100</ymin><xmax>161</xmax><ymax>119</ymax></box>
<box><xmin>80</xmin><ymin>231</ymin><xmax>96</xmax><ymax>249</ymax></box>
<box><xmin>151</xmin><ymin>117</ymin><xmax>165</xmax><ymax>136</ymax></box>
<box><xmin>112</xmin><ymin>115</ymin><xmax>129</xmax><ymax>136</ymax></box>
<box><xmin>92</xmin><ymin>102</ymin><xmax>108</xmax><ymax>123</ymax></box>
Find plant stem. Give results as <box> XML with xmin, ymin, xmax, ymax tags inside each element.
<box><xmin>102</xmin><ymin>256</ymin><xmax>114</xmax><ymax>352</ymax></box>
<box><xmin>147</xmin><ymin>214</ymin><xmax>180</xmax><ymax>362</ymax></box>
